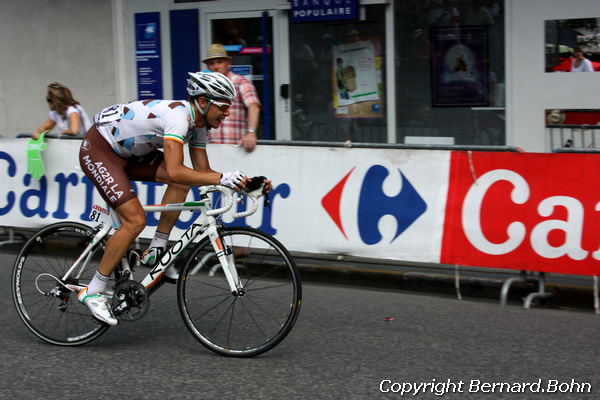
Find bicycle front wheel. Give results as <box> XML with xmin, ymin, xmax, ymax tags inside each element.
<box><xmin>178</xmin><ymin>227</ymin><xmax>302</xmax><ymax>357</ymax></box>
<box><xmin>11</xmin><ymin>222</ymin><xmax>110</xmax><ymax>346</ymax></box>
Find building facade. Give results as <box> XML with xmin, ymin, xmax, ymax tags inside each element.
<box><xmin>1</xmin><ymin>0</ymin><xmax>599</xmax><ymax>152</ymax></box>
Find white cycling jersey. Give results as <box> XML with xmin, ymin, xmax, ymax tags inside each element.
<box><xmin>94</xmin><ymin>99</ymin><xmax>207</xmax><ymax>158</ymax></box>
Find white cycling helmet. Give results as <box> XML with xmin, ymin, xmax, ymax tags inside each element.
<box><xmin>186</xmin><ymin>71</ymin><xmax>236</xmax><ymax>101</ymax></box>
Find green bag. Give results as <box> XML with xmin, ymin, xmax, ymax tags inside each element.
<box><xmin>27</xmin><ymin>131</ymin><xmax>48</xmax><ymax>179</ymax></box>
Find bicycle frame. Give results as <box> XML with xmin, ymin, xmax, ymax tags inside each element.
<box><xmin>61</xmin><ymin>185</ymin><xmax>262</xmax><ymax>295</ymax></box>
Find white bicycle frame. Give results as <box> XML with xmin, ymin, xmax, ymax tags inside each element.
<box><xmin>61</xmin><ymin>185</ymin><xmax>264</xmax><ymax>295</ymax></box>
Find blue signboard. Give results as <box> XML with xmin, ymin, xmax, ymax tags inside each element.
<box><xmin>291</xmin><ymin>0</ymin><xmax>358</xmax><ymax>23</ymax></box>
<box><xmin>135</xmin><ymin>12</ymin><xmax>163</xmax><ymax>99</ymax></box>
<box><xmin>230</xmin><ymin>65</ymin><xmax>253</xmax><ymax>77</ymax></box>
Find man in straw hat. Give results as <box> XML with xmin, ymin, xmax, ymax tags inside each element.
<box><xmin>203</xmin><ymin>43</ymin><xmax>261</xmax><ymax>152</ymax></box>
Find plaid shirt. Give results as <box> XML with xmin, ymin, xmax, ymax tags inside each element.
<box><xmin>209</xmin><ymin>72</ymin><xmax>260</xmax><ymax>144</ymax></box>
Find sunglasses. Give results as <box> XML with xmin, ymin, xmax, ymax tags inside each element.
<box><xmin>207</xmin><ymin>98</ymin><xmax>231</xmax><ymax>112</ymax></box>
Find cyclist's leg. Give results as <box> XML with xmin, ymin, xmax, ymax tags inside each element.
<box><xmin>125</xmin><ymin>150</ymin><xmax>189</xmax><ymax>234</ymax></box>
<box><xmin>127</xmin><ymin>153</ymin><xmax>189</xmax><ymax>278</ymax></box>
<box><xmin>77</xmin><ymin>198</ymin><xmax>145</xmax><ymax>326</ymax></box>
<box><xmin>79</xmin><ymin>127</ymin><xmax>147</xmax><ymax>324</ymax></box>
<box><xmin>155</xmin><ymin>183</ymin><xmax>190</xmax><ymax>231</ymax></box>
<box><xmin>150</xmin><ymin>157</ymin><xmax>190</xmax><ymax>234</ymax></box>
<box><xmin>80</xmin><ymin>127</ymin><xmax>146</xmax><ymax>282</ymax></box>
<box><xmin>97</xmin><ymin>198</ymin><xmax>146</xmax><ymax>277</ymax></box>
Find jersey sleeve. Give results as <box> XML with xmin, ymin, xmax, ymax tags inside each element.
<box><xmin>162</xmin><ymin>107</ymin><xmax>189</xmax><ymax>144</ymax></box>
<box><xmin>189</xmin><ymin>127</ymin><xmax>208</xmax><ymax>150</ymax></box>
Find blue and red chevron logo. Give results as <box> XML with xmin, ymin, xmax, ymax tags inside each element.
<box><xmin>321</xmin><ymin>165</ymin><xmax>427</xmax><ymax>245</ymax></box>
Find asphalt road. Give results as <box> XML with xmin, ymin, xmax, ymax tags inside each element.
<box><xmin>1</xmin><ymin>249</ymin><xmax>599</xmax><ymax>400</ymax></box>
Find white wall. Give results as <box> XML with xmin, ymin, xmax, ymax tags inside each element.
<box><xmin>0</xmin><ymin>0</ymin><xmax>116</xmax><ymax>138</ymax></box>
<box><xmin>506</xmin><ymin>0</ymin><xmax>600</xmax><ymax>152</ymax></box>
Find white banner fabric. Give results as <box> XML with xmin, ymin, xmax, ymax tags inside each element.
<box><xmin>0</xmin><ymin>139</ymin><xmax>450</xmax><ymax>263</ymax></box>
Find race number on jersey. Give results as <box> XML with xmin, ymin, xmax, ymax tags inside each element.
<box><xmin>94</xmin><ymin>104</ymin><xmax>125</xmax><ymax>125</ymax></box>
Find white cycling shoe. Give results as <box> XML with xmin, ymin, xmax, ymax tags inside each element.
<box><xmin>142</xmin><ymin>247</ymin><xmax>179</xmax><ymax>283</ymax></box>
<box><xmin>78</xmin><ymin>287</ymin><xmax>118</xmax><ymax>326</ymax></box>
<box><xmin>77</xmin><ymin>287</ymin><xmax>119</xmax><ymax>326</ymax></box>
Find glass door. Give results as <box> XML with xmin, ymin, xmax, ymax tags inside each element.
<box><xmin>204</xmin><ymin>10</ymin><xmax>290</xmax><ymax>141</ymax></box>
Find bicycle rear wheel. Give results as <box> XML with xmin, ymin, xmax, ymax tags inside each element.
<box><xmin>11</xmin><ymin>222</ymin><xmax>110</xmax><ymax>345</ymax></box>
<box><xmin>178</xmin><ymin>227</ymin><xmax>302</xmax><ymax>357</ymax></box>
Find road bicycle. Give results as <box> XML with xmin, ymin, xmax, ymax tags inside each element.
<box><xmin>11</xmin><ymin>183</ymin><xmax>302</xmax><ymax>357</ymax></box>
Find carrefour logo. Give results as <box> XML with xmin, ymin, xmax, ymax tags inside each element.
<box><xmin>321</xmin><ymin>165</ymin><xmax>427</xmax><ymax>245</ymax></box>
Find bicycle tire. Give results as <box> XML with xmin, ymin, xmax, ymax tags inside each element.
<box><xmin>11</xmin><ymin>222</ymin><xmax>110</xmax><ymax>346</ymax></box>
<box><xmin>178</xmin><ymin>227</ymin><xmax>302</xmax><ymax>357</ymax></box>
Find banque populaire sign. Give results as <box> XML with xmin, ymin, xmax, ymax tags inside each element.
<box><xmin>291</xmin><ymin>0</ymin><xmax>358</xmax><ymax>23</ymax></box>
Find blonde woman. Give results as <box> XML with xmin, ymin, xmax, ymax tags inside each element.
<box><xmin>32</xmin><ymin>82</ymin><xmax>91</xmax><ymax>139</ymax></box>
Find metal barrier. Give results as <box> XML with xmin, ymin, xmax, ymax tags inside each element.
<box><xmin>258</xmin><ymin>139</ymin><xmax>522</xmax><ymax>152</ymax></box>
<box><xmin>519</xmin><ymin>143</ymin><xmax>599</xmax><ymax>312</ymax></box>
<box><xmin>3</xmin><ymin>135</ymin><xmax>595</xmax><ymax>310</ymax></box>
<box><xmin>262</xmin><ymin>140</ymin><xmax>529</xmax><ymax>306</ymax></box>
<box><xmin>499</xmin><ymin>271</ymin><xmax>554</xmax><ymax>309</ymax></box>
<box><xmin>546</xmin><ymin>124</ymin><xmax>600</xmax><ymax>150</ymax></box>
<box><xmin>16</xmin><ymin>133</ymin><xmax>83</xmax><ymax>140</ymax></box>
<box><xmin>0</xmin><ymin>227</ymin><xmax>28</xmax><ymax>249</ymax></box>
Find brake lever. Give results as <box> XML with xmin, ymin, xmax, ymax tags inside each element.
<box><xmin>263</xmin><ymin>191</ymin><xmax>271</xmax><ymax>210</ymax></box>
<box><xmin>239</xmin><ymin>182</ymin><xmax>270</xmax><ymax>210</ymax></box>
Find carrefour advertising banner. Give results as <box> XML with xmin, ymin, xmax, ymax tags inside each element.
<box><xmin>1</xmin><ymin>139</ymin><xmax>599</xmax><ymax>275</ymax></box>
<box><xmin>441</xmin><ymin>151</ymin><xmax>600</xmax><ymax>275</ymax></box>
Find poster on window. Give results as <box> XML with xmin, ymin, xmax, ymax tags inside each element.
<box><xmin>332</xmin><ymin>40</ymin><xmax>381</xmax><ymax>115</ymax></box>
<box><xmin>431</xmin><ymin>26</ymin><xmax>489</xmax><ymax>107</ymax></box>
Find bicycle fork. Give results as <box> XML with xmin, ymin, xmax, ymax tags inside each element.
<box><xmin>207</xmin><ymin>225</ymin><xmax>244</xmax><ymax>295</ymax></box>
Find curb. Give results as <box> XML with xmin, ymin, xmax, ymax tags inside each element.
<box><xmin>297</xmin><ymin>263</ymin><xmax>598</xmax><ymax>312</ymax></box>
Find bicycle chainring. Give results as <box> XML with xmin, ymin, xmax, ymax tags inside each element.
<box><xmin>111</xmin><ymin>280</ymin><xmax>149</xmax><ymax>321</ymax></box>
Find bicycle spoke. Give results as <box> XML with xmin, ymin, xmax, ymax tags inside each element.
<box><xmin>194</xmin><ymin>294</ymin><xmax>233</xmax><ymax>321</ymax></box>
<box><xmin>185</xmin><ymin>292</ymin><xmax>233</xmax><ymax>301</ymax></box>
<box><xmin>240</xmin><ymin>298</ymin><xmax>268</xmax><ymax>337</ymax></box>
<box><xmin>188</xmin><ymin>278</ymin><xmax>230</xmax><ymax>293</ymax></box>
<box><xmin>244</xmin><ymin>294</ymin><xmax>286</xmax><ymax>326</ymax></box>
<box><xmin>244</xmin><ymin>282</ymin><xmax>292</xmax><ymax>293</ymax></box>
<box><xmin>243</xmin><ymin>264</ymin><xmax>286</xmax><ymax>290</ymax></box>
<box><xmin>207</xmin><ymin>298</ymin><xmax>236</xmax><ymax>336</ymax></box>
<box><xmin>227</xmin><ymin>299</ymin><xmax>237</xmax><ymax>347</ymax></box>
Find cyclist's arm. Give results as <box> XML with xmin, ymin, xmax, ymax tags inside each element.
<box><xmin>189</xmin><ymin>145</ymin><xmax>218</xmax><ymax>174</ymax></box>
<box><xmin>162</xmin><ymin>139</ymin><xmax>221</xmax><ymax>186</ymax></box>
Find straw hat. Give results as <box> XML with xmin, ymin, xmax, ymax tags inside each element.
<box><xmin>202</xmin><ymin>43</ymin><xmax>232</xmax><ymax>63</ymax></box>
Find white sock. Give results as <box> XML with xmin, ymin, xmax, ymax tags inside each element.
<box><xmin>87</xmin><ymin>271</ymin><xmax>109</xmax><ymax>295</ymax></box>
<box><xmin>149</xmin><ymin>231</ymin><xmax>169</xmax><ymax>250</ymax></box>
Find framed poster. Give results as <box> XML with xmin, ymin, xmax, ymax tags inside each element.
<box><xmin>431</xmin><ymin>26</ymin><xmax>489</xmax><ymax>107</ymax></box>
<box><xmin>332</xmin><ymin>37</ymin><xmax>384</xmax><ymax>119</ymax></box>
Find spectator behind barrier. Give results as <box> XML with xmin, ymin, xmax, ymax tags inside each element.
<box><xmin>202</xmin><ymin>44</ymin><xmax>261</xmax><ymax>153</ymax></box>
<box><xmin>32</xmin><ymin>82</ymin><xmax>92</xmax><ymax>139</ymax></box>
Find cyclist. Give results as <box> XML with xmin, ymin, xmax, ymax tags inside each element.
<box><xmin>78</xmin><ymin>72</ymin><xmax>249</xmax><ymax>326</ymax></box>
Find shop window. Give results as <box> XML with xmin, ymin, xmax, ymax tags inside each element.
<box><xmin>395</xmin><ymin>0</ymin><xmax>506</xmax><ymax>146</ymax></box>
<box><xmin>289</xmin><ymin>5</ymin><xmax>387</xmax><ymax>143</ymax></box>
